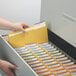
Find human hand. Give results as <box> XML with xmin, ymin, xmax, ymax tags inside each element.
<box><xmin>11</xmin><ymin>22</ymin><xmax>30</xmax><ymax>33</ymax></box>
<box><xmin>0</xmin><ymin>60</ymin><xmax>17</xmax><ymax>76</ymax></box>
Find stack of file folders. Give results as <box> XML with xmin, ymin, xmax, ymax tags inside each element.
<box><xmin>7</xmin><ymin>22</ymin><xmax>76</xmax><ymax>76</ymax></box>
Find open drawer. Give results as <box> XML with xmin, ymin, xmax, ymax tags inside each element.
<box><xmin>0</xmin><ymin>35</ymin><xmax>76</xmax><ymax>76</ymax></box>
<box><xmin>0</xmin><ymin>36</ymin><xmax>38</xmax><ymax>76</ymax></box>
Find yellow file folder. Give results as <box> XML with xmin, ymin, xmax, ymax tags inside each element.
<box><xmin>8</xmin><ymin>22</ymin><xmax>48</xmax><ymax>48</ymax></box>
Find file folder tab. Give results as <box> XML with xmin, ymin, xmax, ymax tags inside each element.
<box><xmin>8</xmin><ymin>22</ymin><xmax>48</xmax><ymax>48</ymax></box>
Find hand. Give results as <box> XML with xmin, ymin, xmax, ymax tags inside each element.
<box><xmin>0</xmin><ymin>18</ymin><xmax>30</xmax><ymax>32</ymax></box>
<box><xmin>11</xmin><ymin>22</ymin><xmax>30</xmax><ymax>33</ymax></box>
<box><xmin>0</xmin><ymin>60</ymin><xmax>17</xmax><ymax>76</ymax></box>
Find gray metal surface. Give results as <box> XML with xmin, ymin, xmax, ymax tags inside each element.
<box><xmin>0</xmin><ymin>36</ymin><xmax>38</xmax><ymax>76</ymax></box>
<box><xmin>0</xmin><ymin>70</ymin><xmax>7</xmax><ymax>76</ymax></box>
<box><xmin>41</xmin><ymin>0</ymin><xmax>76</xmax><ymax>47</ymax></box>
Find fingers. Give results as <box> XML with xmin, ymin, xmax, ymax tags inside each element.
<box><xmin>20</xmin><ymin>23</ymin><xmax>30</xmax><ymax>33</ymax></box>
<box><xmin>11</xmin><ymin>22</ymin><xmax>30</xmax><ymax>33</ymax></box>
<box><xmin>0</xmin><ymin>60</ymin><xmax>17</xmax><ymax>76</ymax></box>
<box><xmin>10</xmin><ymin>64</ymin><xmax>17</xmax><ymax>70</ymax></box>
<box><xmin>6</xmin><ymin>69</ymin><xmax>16</xmax><ymax>76</ymax></box>
<box><xmin>7</xmin><ymin>64</ymin><xmax>17</xmax><ymax>76</ymax></box>
<box><xmin>22</xmin><ymin>23</ymin><xmax>30</xmax><ymax>29</ymax></box>
<box><xmin>20</xmin><ymin>27</ymin><xmax>26</xmax><ymax>33</ymax></box>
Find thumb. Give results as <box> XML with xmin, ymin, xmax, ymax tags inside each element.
<box><xmin>20</xmin><ymin>27</ymin><xmax>26</xmax><ymax>33</ymax></box>
<box><xmin>22</xmin><ymin>29</ymin><xmax>26</xmax><ymax>33</ymax></box>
